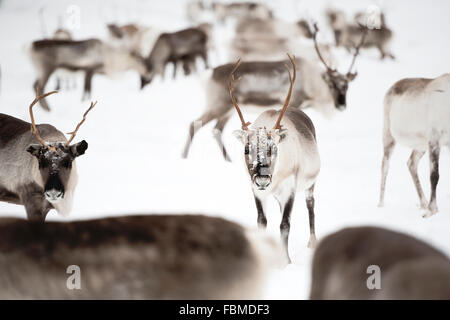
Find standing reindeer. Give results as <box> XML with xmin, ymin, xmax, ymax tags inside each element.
<box><xmin>212</xmin><ymin>2</ymin><xmax>273</xmax><ymax>22</ymax></box>
<box><xmin>326</xmin><ymin>8</ymin><xmax>394</xmax><ymax>59</ymax></box>
<box><xmin>0</xmin><ymin>91</ymin><xmax>96</xmax><ymax>221</ymax></box>
<box><xmin>230</xmin><ymin>55</ymin><xmax>320</xmax><ymax>263</ymax></box>
<box><xmin>141</xmin><ymin>26</ymin><xmax>210</xmax><ymax>87</ymax></box>
<box><xmin>378</xmin><ymin>74</ymin><xmax>450</xmax><ymax>217</ymax></box>
<box><xmin>182</xmin><ymin>24</ymin><xmax>364</xmax><ymax>161</ymax></box>
<box><xmin>0</xmin><ymin>214</ymin><xmax>282</xmax><ymax>299</ymax></box>
<box><xmin>30</xmin><ymin>39</ymin><xmax>151</xmax><ymax>110</ymax></box>
<box><xmin>310</xmin><ymin>226</ymin><xmax>450</xmax><ymax>299</ymax></box>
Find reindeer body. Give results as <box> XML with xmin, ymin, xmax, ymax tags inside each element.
<box><xmin>0</xmin><ymin>214</ymin><xmax>281</xmax><ymax>299</ymax></box>
<box><xmin>182</xmin><ymin>58</ymin><xmax>339</xmax><ymax>160</ymax></box>
<box><xmin>0</xmin><ymin>114</ymin><xmax>77</xmax><ymax>220</ymax></box>
<box><xmin>310</xmin><ymin>226</ymin><xmax>450</xmax><ymax>299</ymax></box>
<box><xmin>30</xmin><ymin>39</ymin><xmax>148</xmax><ymax>110</ymax></box>
<box><xmin>379</xmin><ymin>74</ymin><xmax>450</xmax><ymax>217</ymax></box>
<box><xmin>143</xmin><ymin>27</ymin><xmax>209</xmax><ymax>86</ymax></box>
<box><xmin>212</xmin><ymin>2</ymin><xmax>272</xmax><ymax>22</ymax></box>
<box><xmin>231</xmin><ymin>18</ymin><xmax>335</xmax><ymax>65</ymax></box>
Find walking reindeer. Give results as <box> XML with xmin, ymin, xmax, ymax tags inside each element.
<box><xmin>0</xmin><ymin>91</ymin><xmax>96</xmax><ymax>221</ymax></box>
<box><xmin>378</xmin><ymin>74</ymin><xmax>450</xmax><ymax>217</ymax></box>
<box><xmin>230</xmin><ymin>55</ymin><xmax>320</xmax><ymax>263</ymax></box>
<box><xmin>182</xmin><ymin>24</ymin><xmax>364</xmax><ymax>161</ymax></box>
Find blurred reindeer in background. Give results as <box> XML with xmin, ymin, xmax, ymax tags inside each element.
<box><xmin>326</xmin><ymin>6</ymin><xmax>394</xmax><ymax>59</ymax></box>
<box><xmin>212</xmin><ymin>1</ymin><xmax>273</xmax><ymax>23</ymax></box>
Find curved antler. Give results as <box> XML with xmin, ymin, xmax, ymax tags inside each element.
<box><xmin>347</xmin><ymin>25</ymin><xmax>367</xmax><ymax>77</ymax></box>
<box><xmin>229</xmin><ymin>58</ymin><xmax>251</xmax><ymax>130</ymax></box>
<box><xmin>29</xmin><ymin>90</ymin><xmax>58</xmax><ymax>150</ymax></box>
<box><xmin>273</xmin><ymin>54</ymin><xmax>296</xmax><ymax>130</ymax></box>
<box><xmin>65</xmin><ymin>101</ymin><xmax>97</xmax><ymax>146</ymax></box>
<box><xmin>310</xmin><ymin>22</ymin><xmax>335</xmax><ymax>72</ymax></box>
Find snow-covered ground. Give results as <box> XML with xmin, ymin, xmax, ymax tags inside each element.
<box><xmin>1</xmin><ymin>0</ymin><xmax>449</xmax><ymax>299</ymax></box>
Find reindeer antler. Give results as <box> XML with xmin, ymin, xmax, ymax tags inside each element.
<box><xmin>65</xmin><ymin>101</ymin><xmax>97</xmax><ymax>146</ymax></box>
<box><xmin>346</xmin><ymin>25</ymin><xmax>367</xmax><ymax>77</ymax></box>
<box><xmin>29</xmin><ymin>90</ymin><xmax>58</xmax><ymax>151</ymax></box>
<box><xmin>310</xmin><ymin>22</ymin><xmax>335</xmax><ymax>72</ymax></box>
<box><xmin>273</xmin><ymin>54</ymin><xmax>296</xmax><ymax>130</ymax></box>
<box><xmin>229</xmin><ymin>58</ymin><xmax>251</xmax><ymax>130</ymax></box>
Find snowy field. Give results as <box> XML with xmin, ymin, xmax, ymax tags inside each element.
<box><xmin>0</xmin><ymin>0</ymin><xmax>450</xmax><ymax>299</ymax></box>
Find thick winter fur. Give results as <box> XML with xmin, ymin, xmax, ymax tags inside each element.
<box><xmin>183</xmin><ymin>57</ymin><xmax>351</xmax><ymax>160</ymax></box>
<box><xmin>142</xmin><ymin>27</ymin><xmax>210</xmax><ymax>86</ymax></box>
<box><xmin>0</xmin><ymin>114</ymin><xmax>78</xmax><ymax>220</ymax></box>
<box><xmin>310</xmin><ymin>226</ymin><xmax>450</xmax><ymax>299</ymax></box>
<box><xmin>29</xmin><ymin>39</ymin><xmax>150</xmax><ymax>110</ymax></box>
<box><xmin>237</xmin><ymin>109</ymin><xmax>320</xmax><ymax>263</ymax></box>
<box><xmin>379</xmin><ymin>74</ymin><xmax>450</xmax><ymax>217</ymax></box>
<box><xmin>0</xmin><ymin>214</ymin><xmax>281</xmax><ymax>299</ymax></box>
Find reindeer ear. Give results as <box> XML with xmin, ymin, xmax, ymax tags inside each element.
<box><xmin>26</xmin><ymin>144</ymin><xmax>42</xmax><ymax>157</ymax></box>
<box><xmin>233</xmin><ymin>130</ymin><xmax>247</xmax><ymax>144</ymax></box>
<box><xmin>70</xmin><ymin>140</ymin><xmax>88</xmax><ymax>157</ymax></box>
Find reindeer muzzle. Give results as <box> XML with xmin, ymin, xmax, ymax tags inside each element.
<box><xmin>45</xmin><ymin>189</ymin><xmax>64</xmax><ymax>203</ymax></box>
<box><xmin>253</xmin><ymin>175</ymin><xmax>272</xmax><ymax>190</ymax></box>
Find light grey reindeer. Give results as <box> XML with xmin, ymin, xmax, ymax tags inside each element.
<box><xmin>30</xmin><ymin>39</ymin><xmax>150</xmax><ymax>110</ymax></box>
<box><xmin>0</xmin><ymin>214</ymin><xmax>282</xmax><ymax>299</ymax></box>
<box><xmin>310</xmin><ymin>226</ymin><xmax>450</xmax><ymax>299</ymax></box>
<box><xmin>230</xmin><ymin>55</ymin><xmax>320</xmax><ymax>263</ymax></box>
<box><xmin>0</xmin><ymin>91</ymin><xmax>96</xmax><ymax>221</ymax></box>
<box><xmin>182</xmin><ymin>24</ymin><xmax>364</xmax><ymax>161</ymax></box>
<box><xmin>326</xmin><ymin>8</ymin><xmax>394</xmax><ymax>59</ymax></box>
<box><xmin>378</xmin><ymin>74</ymin><xmax>450</xmax><ymax>217</ymax></box>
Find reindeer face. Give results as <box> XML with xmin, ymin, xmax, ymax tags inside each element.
<box><xmin>323</xmin><ymin>71</ymin><xmax>355</xmax><ymax>110</ymax></box>
<box><xmin>26</xmin><ymin>141</ymin><xmax>88</xmax><ymax>203</ymax></box>
<box><xmin>234</xmin><ymin>128</ymin><xmax>287</xmax><ymax>190</ymax></box>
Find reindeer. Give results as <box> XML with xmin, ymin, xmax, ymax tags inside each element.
<box><xmin>182</xmin><ymin>24</ymin><xmax>364</xmax><ymax>161</ymax></box>
<box><xmin>212</xmin><ymin>2</ymin><xmax>273</xmax><ymax>23</ymax></box>
<box><xmin>0</xmin><ymin>214</ymin><xmax>282</xmax><ymax>299</ymax></box>
<box><xmin>310</xmin><ymin>226</ymin><xmax>450</xmax><ymax>299</ymax></box>
<box><xmin>228</xmin><ymin>55</ymin><xmax>320</xmax><ymax>263</ymax></box>
<box><xmin>378</xmin><ymin>74</ymin><xmax>450</xmax><ymax>218</ymax></box>
<box><xmin>141</xmin><ymin>26</ymin><xmax>210</xmax><ymax>87</ymax></box>
<box><xmin>30</xmin><ymin>39</ymin><xmax>150</xmax><ymax>110</ymax></box>
<box><xmin>0</xmin><ymin>91</ymin><xmax>96</xmax><ymax>221</ymax></box>
<box><xmin>231</xmin><ymin>17</ymin><xmax>335</xmax><ymax>65</ymax></box>
<box><xmin>326</xmin><ymin>8</ymin><xmax>394</xmax><ymax>59</ymax></box>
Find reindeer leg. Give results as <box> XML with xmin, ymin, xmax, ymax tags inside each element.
<box><xmin>275</xmin><ymin>185</ymin><xmax>296</xmax><ymax>264</ymax></box>
<box><xmin>172</xmin><ymin>61</ymin><xmax>177</xmax><ymax>79</ymax></box>
<box><xmin>182</xmin><ymin>110</ymin><xmax>219</xmax><ymax>158</ymax></box>
<box><xmin>201</xmin><ymin>50</ymin><xmax>209</xmax><ymax>69</ymax></box>
<box><xmin>425</xmin><ymin>141</ymin><xmax>440</xmax><ymax>217</ymax></box>
<box><xmin>19</xmin><ymin>187</ymin><xmax>51</xmax><ymax>222</ymax></box>
<box><xmin>378</xmin><ymin>137</ymin><xmax>395</xmax><ymax>207</ymax></box>
<box><xmin>305</xmin><ymin>184</ymin><xmax>317</xmax><ymax>248</ymax></box>
<box><xmin>34</xmin><ymin>70</ymin><xmax>54</xmax><ymax>111</ymax></box>
<box><xmin>253</xmin><ymin>194</ymin><xmax>268</xmax><ymax>229</ymax></box>
<box><xmin>212</xmin><ymin>113</ymin><xmax>232</xmax><ymax>161</ymax></box>
<box><xmin>407</xmin><ymin>150</ymin><xmax>427</xmax><ymax>209</ymax></box>
<box><xmin>82</xmin><ymin>70</ymin><xmax>94</xmax><ymax>101</ymax></box>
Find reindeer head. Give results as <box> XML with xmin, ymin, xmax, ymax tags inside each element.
<box><xmin>311</xmin><ymin>23</ymin><xmax>365</xmax><ymax>110</ymax></box>
<box><xmin>232</xmin><ymin>55</ymin><xmax>296</xmax><ymax>190</ymax></box>
<box><xmin>26</xmin><ymin>91</ymin><xmax>95</xmax><ymax>203</ymax></box>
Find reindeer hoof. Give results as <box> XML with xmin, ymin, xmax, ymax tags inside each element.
<box><xmin>307</xmin><ymin>235</ymin><xmax>317</xmax><ymax>249</ymax></box>
<box><xmin>377</xmin><ymin>201</ymin><xmax>384</xmax><ymax>208</ymax></box>
<box><xmin>422</xmin><ymin>207</ymin><xmax>437</xmax><ymax>218</ymax></box>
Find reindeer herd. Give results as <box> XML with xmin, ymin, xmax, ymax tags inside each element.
<box><xmin>0</xmin><ymin>1</ymin><xmax>449</xmax><ymax>300</ymax></box>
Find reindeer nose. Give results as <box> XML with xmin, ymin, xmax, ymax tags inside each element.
<box><xmin>45</xmin><ymin>189</ymin><xmax>64</xmax><ymax>202</ymax></box>
<box><xmin>254</xmin><ymin>175</ymin><xmax>271</xmax><ymax>190</ymax></box>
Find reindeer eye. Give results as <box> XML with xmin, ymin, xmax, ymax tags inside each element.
<box><xmin>63</xmin><ymin>160</ymin><xmax>72</xmax><ymax>169</ymax></box>
<box><xmin>39</xmin><ymin>159</ymin><xmax>49</xmax><ymax>169</ymax></box>
<box><xmin>245</xmin><ymin>145</ymin><xmax>250</xmax><ymax>155</ymax></box>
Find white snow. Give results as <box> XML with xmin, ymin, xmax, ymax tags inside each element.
<box><xmin>1</xmin><ymin>0</ymin><xmax>449</xmax><ymax>299</ymax></box>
